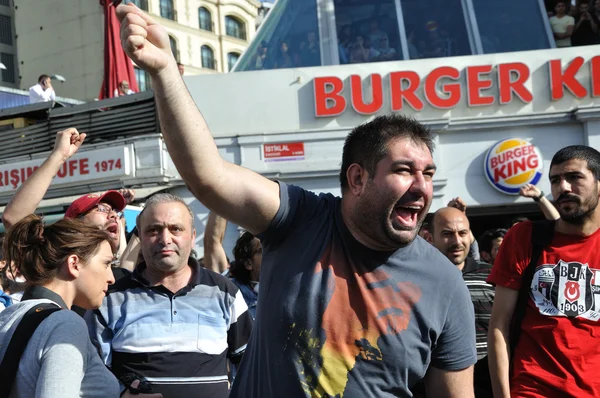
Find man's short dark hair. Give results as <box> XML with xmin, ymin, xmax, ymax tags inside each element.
<box><xmin>339</xmin><ymin>115</ymin><xmax>434</xmax><ymax>190</ymax></box>
<box><xmin>231</xmin><ymin>231</ymin><xmax>256</xmax><ymax>285</ymax></box>
<box><xmin>555</xmin><ymin>0</ymin><xmax>568</xmax><ymax>6</ymax></box>
<box><xmin>479</xmin><ymin>228</ymin><xmax>507</xmax><ymax>254</ymax></box>
<box><xmin>38</xmin><ymin>74</ymin><xmax>50</xmax><ymax>83</ymax></box>
<box><xmin>509</xmin><ymin>216</ymin><xmax>529</xmax><ymax>227</ymax></box>
<box><xmin>550</xmin><ymin>145</ymin><xmax>600</xmax><ymax>181</ymax></box>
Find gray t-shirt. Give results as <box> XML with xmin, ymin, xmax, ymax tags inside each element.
<box><xmin>0</xmin><ymin>299</ymin><xmax>120</xmax><ymax>398</ymax></box>
<box><xmin>230</xmin><ymin>183</ymin><xmax>476</xmax><ymax>398</ymax></box>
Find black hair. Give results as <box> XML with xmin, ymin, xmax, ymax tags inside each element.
<box><xmin>231</xmin><ymin>232</ymin><xmax>257</xmax><ymax>285</ymax></box>
<box><xmin>509</xmin><ymin>216</ymin><xmax>529</xmax><ymax>227</ymax></box>
<box><xmin>479</xmin><ymin>228</ymin><xmax>507</xmax><ymax>254</ymax></box>
<box><xmin>339</xmin><ymin>114</ymin><xmax>434</xmax><ymax>190</ymax></box>
<box><xmin>38</xmin><ymin>74</ymin><xmax>50</xmax><ymax>83</ymax></box>
<box><xmin>550</xmin><ymin>145</ymin><xmax>600</xmax><ymax>181</ymax></box>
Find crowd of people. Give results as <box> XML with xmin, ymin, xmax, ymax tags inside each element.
<box><xmin>548</xmin><ymin>0</ymin><xmax>600</xmax><ymax>47</ymax></box>
<box><xmin>0</xmin><ymin>3</ymin><xmax>599</xmax><ymax>398</ymax></box>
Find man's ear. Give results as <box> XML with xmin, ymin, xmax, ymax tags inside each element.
<box><xmin>346</xmin><ymin>163</ymin><xmax>369</xmax><ymax>198</ymax></box>
<box><xmin>65</xmin><ymin>254</ymin><xmax>81</xmax><ymax>280</ymax></box>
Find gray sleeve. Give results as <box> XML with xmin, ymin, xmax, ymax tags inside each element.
<box><xmin>469</xmin><ymin>239</ymin><xmax>481</xmax><ymax>262</ymax></box>
<box><xmin>258</xmin><ymin>181</ymin><xmax>326</xmax><ymax>249</ymax></box>
<box><xmin>35</xmin><ymin>312</ymin><xmax>90</xmax><ymax>398</ymax></box>
<box><xmin>84</xmin><ymin>307</ymin><xmax>113</xmax><ymax>366</ymax></box>
<box><xmin>430</xmin><ymin>279</ymin><xmax>478</xmax><ymax>370</ymax></box>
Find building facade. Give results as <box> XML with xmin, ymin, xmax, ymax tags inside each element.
<box><xmin>12</xmin><ymin>0</ymin><xmax>260</xmax><ymax>101</ymax></box>
<box><xmin>2</xmin><ymin>0</ymin><xmax>600</xmax><ymax>258</ymax></box>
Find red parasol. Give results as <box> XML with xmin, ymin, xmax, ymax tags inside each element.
<box><xmin>98</xmin><ymin>0</ymin><xmax>139</xmax><ymax>99</ymax></box>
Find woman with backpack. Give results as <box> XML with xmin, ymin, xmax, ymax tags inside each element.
<box><xmin>0</xmin><ymin>214</ymin><xmax>162</xmax><ymax>398</ymax></box>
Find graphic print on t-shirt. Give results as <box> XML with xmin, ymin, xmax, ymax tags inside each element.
<box><xmin>531</xmin><ymin>260</ymin><xmax>600</xmax><ymax>321</ymax></box>
<box><xmin>289</xmin><ymin>242</ymin><xmax>422</xmax><ymax>397</ymax></box>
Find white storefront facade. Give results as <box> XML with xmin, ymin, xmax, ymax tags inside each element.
<box><xmin>0</xmin><ymin>45</ymin><xmax>599</xmax><ymax>257</ymax></box>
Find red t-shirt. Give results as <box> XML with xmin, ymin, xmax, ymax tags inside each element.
<box><xmin>488</xmin><ymin>221</ymin><xmax>600</xmax><ymax>398</ymax></box>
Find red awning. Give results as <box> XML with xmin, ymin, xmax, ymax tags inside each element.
<box><xmin>99</xmin><ymin>0</ymin><xmax>139</xmax><ymax>99</ymax></box>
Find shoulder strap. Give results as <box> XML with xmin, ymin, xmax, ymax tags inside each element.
<box><xmin>0</xmin><ymin>303</ymin><xmax>61</xmax><ymax>398</ymax></box>
<box><xmin>509</xmin><ymin>219</ymin><xmax>555</xmax><ymax>355</ymax></box>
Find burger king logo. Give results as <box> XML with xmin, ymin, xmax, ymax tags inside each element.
<box><xmin>484</xmin><ymin>138</ymin><xmax>543</xmax><ymax>195</ymax></box>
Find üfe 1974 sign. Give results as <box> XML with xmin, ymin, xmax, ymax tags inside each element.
<box><xmin>0</xmin><ymin>146</ymin><xmax>131</xmax><ymax>193</ymax></box>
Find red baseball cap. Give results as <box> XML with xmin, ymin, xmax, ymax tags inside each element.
<box><xmin>64</xmin><ymin>190</ymin><xmax>126</xmax><ymax>219</ymax></box>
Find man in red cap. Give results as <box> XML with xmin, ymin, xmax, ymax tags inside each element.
<box><xmin>2</xmin><ymin>128</ymin><xmax>133</xmax><ymax>253</ymax></box>
<box><xmin>63</xmin><ymin>190</ymin><xmax>127</xmax><ymax>249</ymax></box>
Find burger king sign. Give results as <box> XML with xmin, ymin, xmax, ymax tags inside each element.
<box><xmin>484</xmin><ymin>138</ymin><xmax>543</xmax><ymax>195</ymax></box>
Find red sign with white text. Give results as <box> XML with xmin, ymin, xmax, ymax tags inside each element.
<box><xmin>313</xmin><ymin>56</ymin><xmax>600</xmax><ymax>117</ymax></box>
<box><xmin>263</xmin><ymin>142</ymin><xmax>305</xmax><ymax>162</ymax></box>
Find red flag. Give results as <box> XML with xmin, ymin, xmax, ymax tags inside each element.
<box><xmin>99</xmin><ymin>0</ymin><xmax>139</xmax><ymax>99</ymax></box>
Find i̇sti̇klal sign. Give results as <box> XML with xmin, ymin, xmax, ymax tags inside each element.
<box><xmin>313</xmin><ymin>56</ymin><xmax>600</xmax><ymax>117</ymax></box>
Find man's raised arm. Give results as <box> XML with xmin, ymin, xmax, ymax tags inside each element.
<box><xmin>2</xmin><ymin>128</ymin><xmax>85</xmax><ymax>228</ymax></box>
<box><xmin>117</xmin><ymin>4</ymin><xmax>280</xmax><ymax>235</ymax></box>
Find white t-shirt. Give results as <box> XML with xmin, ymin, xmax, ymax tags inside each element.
<box><xmin>28</xmin><ymin>83</ymin><xmax>56</xmax><ymax>103</ymax></box>
<box><xmin>550</xmin><ymin>15</ymin><xmax>575</xmax><ymax>47</ymax></box>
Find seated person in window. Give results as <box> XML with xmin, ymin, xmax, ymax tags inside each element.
<box><xmin>367</xmin><ymin>20</ymin><xmax>387</xmax><ymax>49</ymax></box>
<box><xmin>572</xmin><ymin>1</ymin><xmax>598</xmax><ymax>45</ymax></box>
<box><xmin>299</xmin><ymin>31</ymin><xmax>320</xmax><ymax>67</ymax></box>
<box><xmin>373</xmin><ymin>36</ymin><xmax>397</xmax><ymax>62</ymax></box>
<box><xmin>418</xmin><ymin>27</ymin><xmax>446</xmax><ymax>58</ymax></box>
<box><xmin>338</xmin><ymin>25</ymin><xmax>353</xmax><ymax>64</ymax></box>
<box><xmin>349</xmin><ymin>35</ymin><xmax>379</xmax><ymax>64</ymax></box>
<box><xmin>251</xmin><ymin>41</ymin><xmax>268</xmax><ymax>70</ymax></box>
<box><xmin>273</xmin><ymin>41</ymin><xmax>296</xmax><ymax>69</ymax></box>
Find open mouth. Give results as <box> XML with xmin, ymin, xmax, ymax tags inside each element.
<box><xmin>393</xmin><ymin>205</ymin><xmax>422</xmax><ymax>227</ymax></box>
<box><xmin>105</xmin><ymin>223</ymin><xmax>118</xmax><ymax>235</ymax></box>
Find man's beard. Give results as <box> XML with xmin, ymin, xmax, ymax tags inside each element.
<box><xmin>556</xmin><ymin>190</ymin><xmax>599</xmax><ymax>225</ymax></box>
<box><xmin>354</xmin><ymin>187</ymin><xmax>426</xmax><ymax>249</ymax></box>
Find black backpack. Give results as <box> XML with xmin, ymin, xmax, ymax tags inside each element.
<box><xmin>0</xmin><ymin>303</ymin><xmax>62</xmax><ymax>398</ymax></box>
<box><xmin>473</xmin><ymin>219</ymin><xmax>555</xmax><ymax>397</ymax></box>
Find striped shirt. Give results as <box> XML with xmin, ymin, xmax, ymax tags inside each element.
<box><xmin>86</xmin><ymin>258</ymin><xmax>253</xmax><ymax>398</ymax></box>
<box><xmin>463</xmin><ymin>257</ymin><xmax>495</xmax><ymax>359</ymax></box>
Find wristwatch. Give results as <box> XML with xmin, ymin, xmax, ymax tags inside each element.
<box><xmin>533</xmin><ymin>191</ymin><xmax>545</xmax><ymax>202</ymax></box>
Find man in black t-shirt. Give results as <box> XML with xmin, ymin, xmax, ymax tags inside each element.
<box><xmin>572</xmin><ymin>1</ymin><xmax>598</xmax><ymax>46</ymax></box>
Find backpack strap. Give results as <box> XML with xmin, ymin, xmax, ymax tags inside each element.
<box><xmin>0</xmin><ymin>303</ymin><xmax>62</xmax><ymax>398</ymax></box>
<box><xmin>509</xmin><ymin>219</ymin><xmax>555</xmax><ymax>355</ymax></box>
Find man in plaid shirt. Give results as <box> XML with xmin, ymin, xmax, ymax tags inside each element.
<box><xmin>430</xmin><ymin>206</ymin><xmax>495</xmax><ymax>359</ymax></box>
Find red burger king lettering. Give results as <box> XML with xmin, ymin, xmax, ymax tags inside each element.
<box><xmin>484</xmin><ymin>139</ymin><xmax>544</xmax><ymax>195</ymax></box>
<box><xmin>490</xmin><ymin>146</ymin><xmax>539</xmax><ymax>183</ymax></box>
<box><xmin>314</xmin><ymin>56</ymin><xmax>600</xmax><ymax>117</ymax></box>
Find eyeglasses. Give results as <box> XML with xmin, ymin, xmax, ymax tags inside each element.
<box><xmin>83</xmin><ymin>204</ymin><xmax>123</xmax><ymax>218</ymax></box>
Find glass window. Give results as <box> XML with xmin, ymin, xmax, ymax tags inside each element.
<box><xmin>227</xmin><ymin>52</ymin><xmax>240</xmax><ymax>71</ymax></box>
<box><xmin>125</xmin><ymin>0</ymin><xmax>148</xmax><ymax>11</ymax></box>
<box><xmin>202</xmin><ymin>45</ymin><xmax>216</xmax><ymax>69</ymax></box>
<box><xmin>135</xmin><ymin>67</ymin><xmax>150</xmax><ymax>91</ymax></box>
<box><xmin>169</xmin><ymin>35</ymin><xmax>179</xmax><ymax>62</ymax></box>
<box><xmin>473</xmin><ymin>0</ymin><xmax>550</xmax><ymax>53</ymax></box>
<box><xmin>400</xmin><ymin>0</ymin><xmax>472</xmax><ymax>60</ymax></box>
<box><xmin>234</xmin><ymin>0</ymin><xmax>321</xmax><ymax>71</ymax></box>
<box><xmin>160</xmin><ymin>0</ymin><xmax>176</xmax><ymax>21</ymax></box>
<box><xmin>225</xmin><ymin>16</ymin><xmax>247</xmax><ymax>40</ymax></box>
<box><xmin>1</xmin><ymin>53</ymin><xmax>14</xmax><ymax>83</ymax></box>
<box><xmin>0</xmin><ymin>15</ymin><xmax>11</xmax><ymax>46</ymax></box>
<box><xmin>199</xmin><ymin>7</ymin><xmax>212</xmax><ymax>31</ymax></box>
<box><xmin>334</xmin><ymin>0</ymin><xmax>403</xmax><ymax>65</ymax></box>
